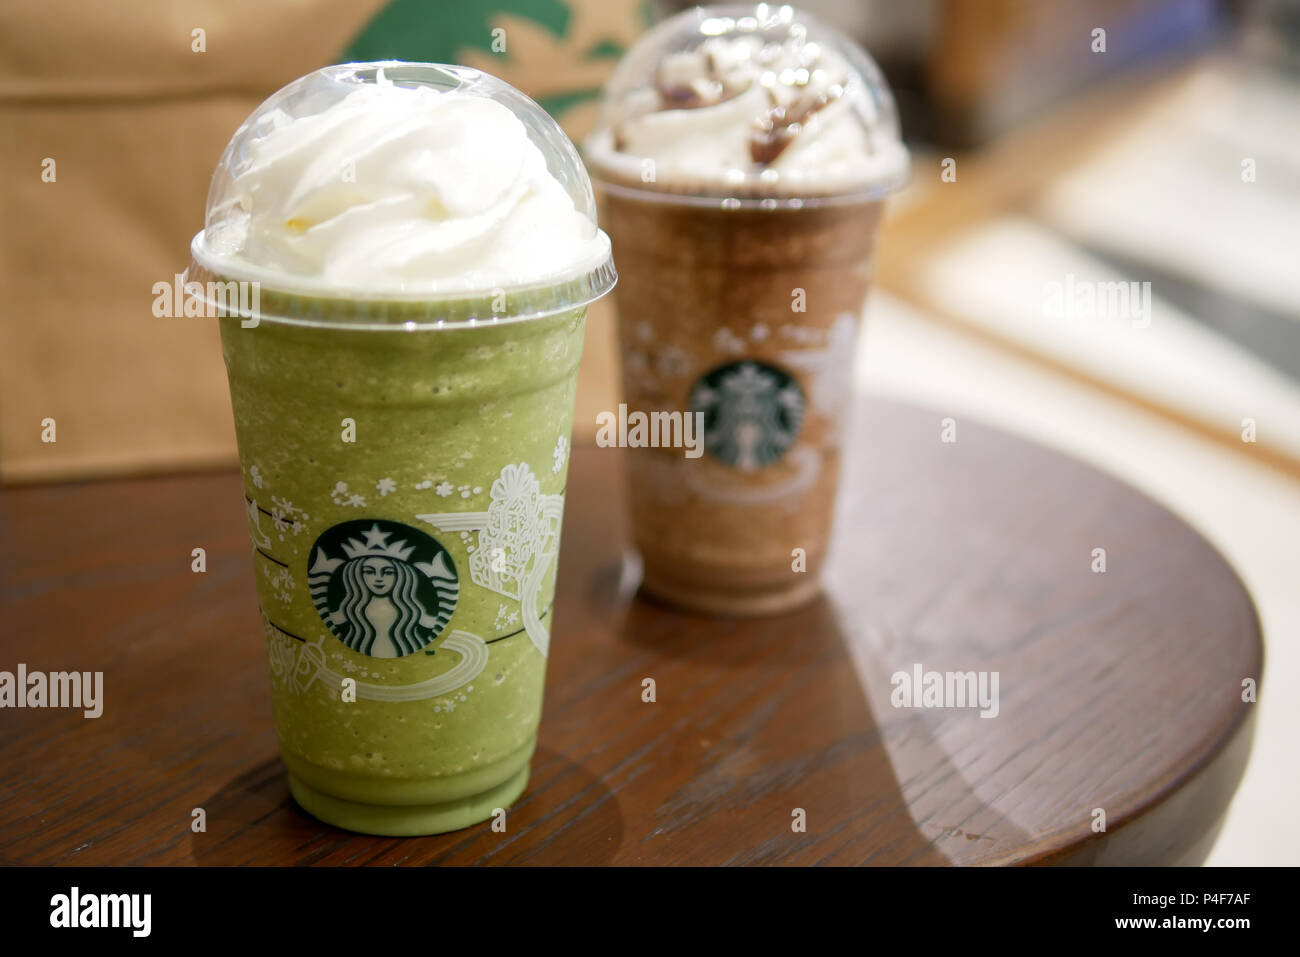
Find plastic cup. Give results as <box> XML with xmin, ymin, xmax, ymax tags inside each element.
<box><xmin>188</xmin><ymin>62</ymin><xmax>614</xmax><ymax>835</ymax></box>
<box><xmin>585</xmin><ymin>6</ymin><xmax>908</xmax><ymax>616</ymax></box>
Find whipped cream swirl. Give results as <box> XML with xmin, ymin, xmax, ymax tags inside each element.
<box><xmin>588</xmin><ymin>33</ymin><xmax>908</xmax><ymax>195</ymax></box>
<box><xmin>198</xmin><ymin>76</ymin><xmax>610</xmax><ymax>294</ymax></box>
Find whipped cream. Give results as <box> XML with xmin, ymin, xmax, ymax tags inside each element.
<box><xmin>196</xmin><ymin>74</ymin><xmax>610</xmax><ymax>295</ymax></box>
<box><xmin>587</xmin><ymin>33</ymin><xmax>908</xmax><ymax>196</ymax></box>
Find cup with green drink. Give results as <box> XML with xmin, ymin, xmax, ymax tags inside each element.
<box><xmin>187</xmin><ymin>62</ymin><xmax>615</xmax><ymax>836</ymax></box>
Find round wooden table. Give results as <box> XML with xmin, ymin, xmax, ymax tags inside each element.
<box><xmin>0</xmin><ymin>397</ymin><xmax>1261</xmax><ymax>865</ymax></box>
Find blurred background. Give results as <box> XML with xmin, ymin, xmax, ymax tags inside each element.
<box><xmin>1</xmin><ymin>0</ymin><xmax>1297</xmax><ymax>863</ymax></box>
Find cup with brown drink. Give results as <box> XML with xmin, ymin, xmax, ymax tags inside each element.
<box><xmin>585</xmin><ymin>5</ymin><xmax>909</xmax><ymax>615</ymax></box>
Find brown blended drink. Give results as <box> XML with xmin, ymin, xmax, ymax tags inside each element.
<box><xmin>586</xmin><ymin>5</ymin><xmax>909</xmax><ymax>616</ymax></box>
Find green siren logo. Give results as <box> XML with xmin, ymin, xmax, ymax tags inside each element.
<box><xmin>690</xmin><ymin>360</ymin><xmax>806</xmax><ymax>470</ymax></box>
<box><xmin>308</xmin><ymin>520</ymin><xmax>459</xmax><ymax>658</ymax></box>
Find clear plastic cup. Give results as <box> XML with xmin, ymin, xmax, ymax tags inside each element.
<box><xmin>188</xmin><ymin>62</ymin><xmax>614</xmax><ymax>835</ymax></box>
<box><xmin>585</xmin><ymin>5</ymin><xmax>909</xmax><ymax>615</ymax></box>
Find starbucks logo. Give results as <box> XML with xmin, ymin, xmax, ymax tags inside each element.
<box><xmin>307</xmin><ymin>520</ymin><xmax>459</xmax><ymax>658</ymax></box>
<box><xmin>690</xmin><ymin>360</ymin><xmax>806</xmax><ymax>470</ymax></box>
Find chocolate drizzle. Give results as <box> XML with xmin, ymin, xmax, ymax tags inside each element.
<box><xmin>656</xmin><ymin>82</ymin><xmax>714</xmax><ymax>110</ymax></box>
<box><xmin>641</xmin><ymin>37</ymin><xmax>850</xmax><ymax>168</ymax></box>
<box><xmin>749</xmin><ymin>85</ymin><xmax>840</xmax><ymax>165</ymax></box>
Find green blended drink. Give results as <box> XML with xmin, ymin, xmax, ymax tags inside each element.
<box><xmin>188</xmin><ymin>62</ymin><xmax>614</xmax><ymax>835</ymax></box>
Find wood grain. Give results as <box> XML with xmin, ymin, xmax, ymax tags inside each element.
<box><xmin>0</xmin><ymin>397</ymin><xmax>1261</xmax><ymax>865</ymax></box>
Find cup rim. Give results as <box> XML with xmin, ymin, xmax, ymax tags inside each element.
<box><xmin>584</xmin><ymin>134</ymin><xmax>910</xmax><ymax>210</ymax></box>
<box><xmin>186</xmin><ymin>237</ymin><xmax>616</xmax><ymax>331</ymax></box>
<box><xmin>589</xmin><ymin>171</ymin><xmax>908</xmax><ymax>210</ymax></box>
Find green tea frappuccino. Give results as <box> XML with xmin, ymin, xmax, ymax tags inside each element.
<box><xmin>188</xmin><ymin>63</ymin><xmax>614</xmax><ymax>835</ymax></box>
<box><xmin>221</xmin><ymin>308</ymin><xmax>584</xmax><ymax>833</ymax></box>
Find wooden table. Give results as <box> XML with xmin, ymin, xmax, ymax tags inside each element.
<box><xmin>0</xmin><ymin>398</ymin><xmax>1261</xmax><ymax>865</ymax></box>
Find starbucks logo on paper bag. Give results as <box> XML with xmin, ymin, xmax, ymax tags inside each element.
<box><xmin>690</xmin><ymin>360</ymin><xmax>805</xmax><ymax>470</ymax></box>
<box><xmin>308</xmin><ymin>520</ymin><xmax>459</xmax><ymax>658</ymax></box>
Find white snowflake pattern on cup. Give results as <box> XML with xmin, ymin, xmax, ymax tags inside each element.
<box><xmin>330</xmin><ymin>481</ymin><xmax>367</xmax><ymax>508</ymax></box>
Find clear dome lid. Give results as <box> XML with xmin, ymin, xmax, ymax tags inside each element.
<box><xmin>585</xmin><ymin>4</ymin><xmax>909</xmax><ymax>205</ymax></box>
<box><xmin>189</xmin><ymin>61</ymin><xmax>614</xmax><ymax>326</ymax></box>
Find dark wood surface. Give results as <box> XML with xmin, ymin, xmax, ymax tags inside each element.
<box><xmin>0</xmin><ymin>397</ymin><xmax>1261</xmax><ymax>865</ymax></box>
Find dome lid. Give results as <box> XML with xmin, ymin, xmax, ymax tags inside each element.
<box><xmin>585</xmin><ymin>5</ymin><xmax>909</xmax><ymax>206</ymax></box>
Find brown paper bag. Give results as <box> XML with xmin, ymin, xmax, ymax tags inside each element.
<box><xmin>0</xmin><ymin>0</ymin><xmax>645</xmax><ymax>483</ymax></box>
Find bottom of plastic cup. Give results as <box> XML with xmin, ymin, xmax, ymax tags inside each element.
<box><xmin>639</xmin><ymin>560</ymin><xmax>824</xmax><ymax>618</ymax></box>
<box><xmin>283</xmin><ymin>737</ymin><xmax>535</xmax><ymax>836</ymax></box>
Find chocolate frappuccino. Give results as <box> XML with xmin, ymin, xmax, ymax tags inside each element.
<box><xmin>585</xmin><ymin>6</ymin><xmax>909</xmax><ymax>616</ymax></box>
